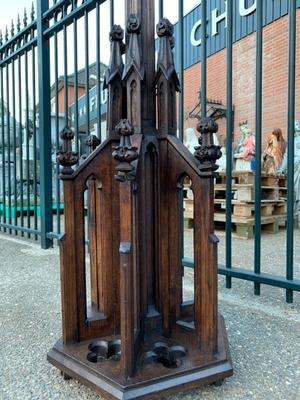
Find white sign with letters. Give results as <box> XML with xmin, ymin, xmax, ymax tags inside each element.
<box><xmin>190</xmin><ymin>0</ymin><xmax>257</xmax><ymax>47</ymax></box>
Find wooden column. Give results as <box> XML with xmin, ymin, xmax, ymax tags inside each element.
<box><xmin>194</xmin><ymin>118</ymin><xmax>222</xmax><ymax>354</ymax></box>
<box><xmin>119</xmin><ymin>184</ymin><xmax>134</xmax><ymax>379</ymax></box>
<box><xmin>57</xmin><ymin>126</ymin><xmax>79</xmax><ymax>344</ymax></box>
<box><xmin>113</xmin><ymin>119</ymin><xmax>138</xmax><ymax>379</ymax></box>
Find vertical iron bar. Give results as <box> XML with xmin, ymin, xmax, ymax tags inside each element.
<box><xmin>25</xmin><ymin>50</ymin><xmax>30</xmax><ymax>238</ymax></box>
<box><xmin>201</xmin><ymin>0</ymin><xmax>207</xmax><ymax>118</ymax></box>
<box><xmin>110</xmin><ymin>0</ymin><xmax>114</xmax><ymax>27</ymax></box>
<box><xmin>286</xmin><ymin>0</ymin><xmax>296</xmax><ymax>304</ymax></box>
<box><xmin>0</xmin><ymin>67</ymin><xmax>6</xmax><ymax>232</ymax></box>
<box><xmin>18</xmin><ymin>55</ymin><xmax>24</xmax><ymax>235</ymax></box>
<box><xmin>96</xmin><ymin>1</ymin><xmax>102</xmax><ymax>141</ymax></box>
<box><xmin>225</xmin><ymin>0</ymin><xmax>233</xmax><ymax>288</ymax></box>
<box><xmin>178</xmin><ymin>0</ymin><xmax>184</xmax><ymax>142</ymax></box>
<box><xmin>54</xmin><ymin>28</ymin><xmax>61</xmax><ymax>235</ymax></box>
<box><xmin>159</xmin><ymin>0</ymin><xmax>163</xmax><ymax>20</ymax></box>
<box><xmin>63</xmin><ymin>24</ymin><xmax>68</xmax><ymax>127</ymax></box>
<box><xmin>32</xmin><ymin>47</ymin><xmax>38</xmax><ymax>240</ymax></box>
<box><xmin>85</xmin><ymin>10</ymin><xmax>90</xmax><ymax>137</ymax></box>
<box><xmin>73</xmin><ymin>17</ymin><xmax>79</xmax><ymax>152</ymax></box>
<box><xmin>178</xmin><ymin>0</ymin><xmax>184</xmax><ymax>278</ymax></box>
<box><xmin>12</xmin><ymin>59</ymin><xmax>18</xmax><ymax>234</ymax></box>
<box><xmin>254</xmin><ymin>0</ymin><xmax>263</xmax><ymax>296</ymax></box>
<box><xmin>37</xmin><ymin>0</ymin><xmax>53</xmax><ymax>248</ymax></box>
<box><xmin>6</xmin><ymin>64</ymin><xmax>12</xmax><ymax>233</ymax></box>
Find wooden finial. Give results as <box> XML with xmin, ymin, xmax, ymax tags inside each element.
<box><xmin>57</xmin><ymin>126</ymin><xmax>79</xmax><ymax>176</ymax></box>
<box><xmin>112</xmin><ymin>119</ymin><xmax>138</xmax><ymax>182</ymax></box>
<box><xmin>194</xmin><ymin>117</ymin><xmax>222</xmax><ymax>177</ymax></box>
<box><xmin>85</xmin><ymin>134</ymin><xmax>101</xmax><ymax>155</ymax></box>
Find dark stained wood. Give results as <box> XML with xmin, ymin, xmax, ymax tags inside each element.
<box><xmin>49</xmin><ymin>8</ymin><xmax>232</xmax><ymax>399</ymax></box>
<box><xmin>155</xmin><ymin>18</ymin><xmax>180</xmax><ymax>136</ymax></box>
<box><xmin>123</xmin><ymin>15</ymin><xmax>144</xmax><ymax>135</ymax></box>
<box><xmin>126</xmin><ymin>0</ymin><xmax>156</xmax><ymax>134</ymax></box>
<box><xmin>104</xmin><ymin>24</ymin><xmax>126</xmax><ymax>138</ymax></box>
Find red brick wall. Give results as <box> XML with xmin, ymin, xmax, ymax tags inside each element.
<box><xmin>57</xmin><ymin>85</ymin><xmax>85</xmax><ymax>114</ymax></box>
<box><xmin>183</xmin><ymin>10</ymin><xmax>300</xmax><ymax>148</ymax></box>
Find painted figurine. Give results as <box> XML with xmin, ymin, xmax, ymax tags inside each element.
<box><xmin>262</xmin><ymin>128</ymin><xmax>287</xmax><ymax>174</ymax></box>
<box><xmin>277</xmin><ymin>121</ymin><xmax>300</xmax><ymax>213</ymax></box>
<box><xmin>234</xmin><ymin>122</ymin><xmax>255</xmax><ymax>170</ymax></box>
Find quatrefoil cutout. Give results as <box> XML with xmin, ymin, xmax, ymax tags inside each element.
<box><xmin>87</xmin><ymin>339</ymin><xmax>121</xmax><ymax>363</ymax></box>
<box><xmin>143</xmin><ymin>342</ymin><xmax>186</xmax><ymax>369</ymax></box>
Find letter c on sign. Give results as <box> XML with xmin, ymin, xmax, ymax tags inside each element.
<box><xmin>239</xmin><ymin>0</ymin><xmax>257</xmax><ymax>17</ymax></box>
<box><xmin>190</xmin><ymin>19</ymin><xmax>202</xmax><ymax>47</ymax></box>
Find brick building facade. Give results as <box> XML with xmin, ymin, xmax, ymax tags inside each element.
<box><xmin>182</xmin><ymin>9</ymin><xmax>300</xmax><ymax>148</ymax></box>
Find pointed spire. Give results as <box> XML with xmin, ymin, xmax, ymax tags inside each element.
<box><xmin>31</xmin><ymin>2</ymin><xmax>35</xmax><ymax>22</ymax></box>
<box><xmin>104</xmin><ymin>24</ymin><xmax>124</xmax><ymax>86</ymax></box>
<box><xmin>23</xmin><ymin>8</ymin><xmax>28</xmax><ymax>28</ymax></box>
<box><xmin>5</xmin><ymin>26</ymin><xmax>8</xmax><ymax>42</ymax></box>
<box><xmin>104</xmin><ymin>24</ymin><xmax>125</xmax><ymax>137</ymax></box>
<box><xmin>155</xmin><ymin>18</ymin><xmax>181</xmax><ymax>135</ymax></box>
<box><xmin>122</xmin><ymin>15</ymin><xmax>144</xmax><ymax>81</ymax></box>
<box><xmin>122</xmin><ymin>14</ymin><xmax>144</xmax><ymax>134</ymax></box>
<box><xmin>0</xmin><ymin>31</ymin><xmax>3</xmax><ymax>47</ymax></box>
<box><xmin>11</xmin><ymin>20</ymin><xmax>15</xmax><ymax>38</ymax></box>
<box><xmin>155</xmin><ymin>18</ymin><xmax>180</xmax><ymax>91</ymax></box>
<box><xmin>17</xmin><ymin>14</ymin><xmax>21</xmax><ymax>32</ymax></box>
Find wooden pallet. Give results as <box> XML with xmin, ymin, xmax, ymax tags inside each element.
<box><xmin>184</xmin><ymin>211</ymin><xmax>287</xmax><ymax>239</ymax></box>
<box><xmin>212</xmin><ymin>199</ymin><xmax>287</xmax><ymax>217</ymax></box>
<box><xmin>213</xmin><ymin>213</ymin><xmax>287</xmax><ymax>239</ymax></box>
<box><xmin>214</xmin><ymin>184</ymin><xmax>286</xmax><ymax>202</ymax></box>
<box><xmin>215</xmin><ymin>171</ymin><xmax>287</xmax><ymax>187</ymax></box>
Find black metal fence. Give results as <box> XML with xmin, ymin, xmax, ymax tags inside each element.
<box><xmin>0</xmin><ymin>0</ymin><xmax>299</xmax><ymax>302</ymax></box>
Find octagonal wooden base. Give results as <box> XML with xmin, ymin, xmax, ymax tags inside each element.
<box><xmin>48</xmin><ymin>316</ymin><xmax>232</xmax><ymax>400</ymax></box>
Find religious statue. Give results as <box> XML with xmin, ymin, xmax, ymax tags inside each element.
<box><xmin>234</xmin><ymin>122</ymin><xmax>255</xmax><ymax>170</ymax></box>
<box><xmin>262</xmin><ymin>128</ymin><xmax>287</xmax><ymax>174</ymax></box>
<box><xmin>185</xmin><ymin>127</ymin><xmax>198</xmax><ymax>153</ymax></box>
<box><xmin>218</xmin><ymin>145</ymin><xmax>227</xmax><ymax>171</ymax></box>
<box><xmin>185</xmin><ymin>126</ymin><xmax>219</xmax><ymax>154</ymax></box>
<box><xmin>277</xmin><ymin>121</ymin><xmax>300</xmax><ymax>213</ymax></box>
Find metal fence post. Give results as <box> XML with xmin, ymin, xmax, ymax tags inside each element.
<box><xmin>37</xmin><ymin>0</ymin><xmax>53</xmax><ymax>249</ymax></box>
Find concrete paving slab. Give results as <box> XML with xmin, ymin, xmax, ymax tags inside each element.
<box><xmin>0</xmin><ymin>233</ymin><xmax>299</xmax><ymax>400</ymax></box>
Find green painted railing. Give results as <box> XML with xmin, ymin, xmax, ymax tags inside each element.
<box><xmin>0</xmin><ymin>0</ymin><xmax>299</xmax><ymax>303</ymax></box>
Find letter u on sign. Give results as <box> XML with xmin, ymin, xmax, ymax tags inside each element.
<box><xmin>239</xmin><ymin>0</ymin><xmax>257</xmax><ymax>17</ymax></box>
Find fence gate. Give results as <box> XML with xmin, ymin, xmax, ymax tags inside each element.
<box><xmin>0</xmin><ymin>0</ymin><xmax>299</xmax><ymax>303</ymax></box>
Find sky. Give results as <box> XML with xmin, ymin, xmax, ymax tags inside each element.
<box><xmin>0</xmin><ymin>0</ymin><xmax>200</xmax><ymax>42</ymax></box>
<box><xmin>1</xmin><ymin>0</ymin><xmax>200</xmax><ymax>78</ymax></box>
<box><xmin>0</xmin><ymin>0</ymin><xmax>35</xmax><ymax>33</ymax></box>
<box><xmin>0</xmin><ymin>0</ymin><xmax>200</xmax><ymax>111</ymax></box>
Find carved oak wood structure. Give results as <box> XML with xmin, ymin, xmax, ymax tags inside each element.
<box><xmin>48</xmin><ymin>2</ymin><xmax>233</xmax><ymax>398</ymax></box>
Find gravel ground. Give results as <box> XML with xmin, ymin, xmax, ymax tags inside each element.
<box><xmin>0</xmin><ymin>232</ymin><xmax>300</xmax><ymax>400</ymax></box>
